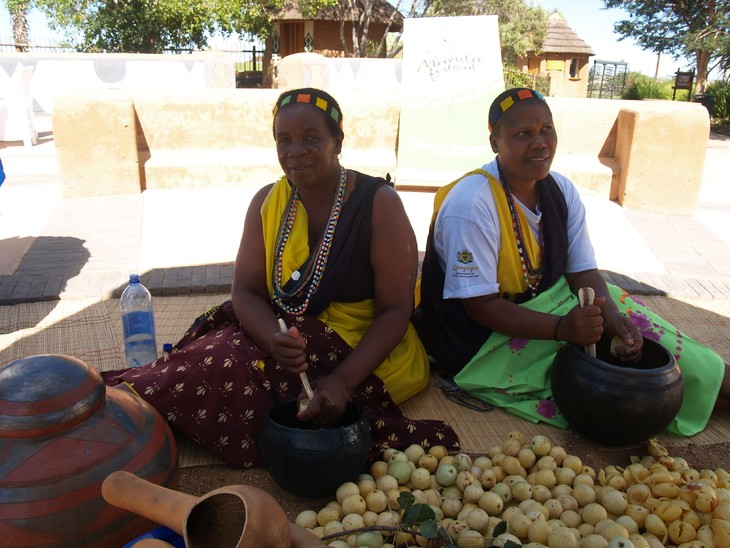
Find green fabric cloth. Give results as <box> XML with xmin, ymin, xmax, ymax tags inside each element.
<box><xmin>454</xmin><ymin>276</ymin><xmax>724</xmax><ymax>436</ymax></box>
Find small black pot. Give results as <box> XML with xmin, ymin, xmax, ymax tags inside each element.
<box><xmin>551</xmin><ymin>337</ymin><xmax>684</xmax><ymax>446</ymax></box>
<box><xmin>259</xmin><ymin>400</ymin><xmax>372</xmax><ymax>498</ymax></box>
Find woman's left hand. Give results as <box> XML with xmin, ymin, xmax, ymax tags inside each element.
<box><xmin>296</xmin><ymin>374</ymin><xmax>351</xmax><ymax>426</ymax></box>
<box><xmin>604</xmin><ymin>310</ymin><xmax>643</xmax><ymax>359</ymax></box>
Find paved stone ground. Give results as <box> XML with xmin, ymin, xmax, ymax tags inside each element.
<box><xmin>0</xmin><ymin>124</ymin><xmax>729</xmax><ymax>304</ymax></box>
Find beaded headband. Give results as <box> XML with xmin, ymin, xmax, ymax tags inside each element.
<box><xmin>273</xmin><ymin>90</ymin><xmax>343</xmax><ymax>128</ymax></box>
<box><xmin>488</xmin><ymin>88</ymin><xmax>546</xmax><ymax>132</ymax></box>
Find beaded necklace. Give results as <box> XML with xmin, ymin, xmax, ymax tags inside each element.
<box><xmin>272</xmin><ymin>166</ymin><xmax>347</xmax><ymax>314</ymax></box>
<box><xmin>496</xmin><ymin>162</ymin><xmax>544</xmax><ymax>298</ymax></box>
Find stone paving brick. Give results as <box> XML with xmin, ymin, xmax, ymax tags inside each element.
<box><xmin>697</xmin><ymin>278</ymin><xmax>730</xmax><ymax>299</ymax></box>
<box><xmin>10</xmin><ymin>276</ymin><xmax>32</xmax><ymax>303</ymax></box>
<box><xmin>175</xmin><ymin>267</ymin><xmax>193</xmax><ymax>295</ymax></box>
<box><xmin>0</xmin><ymin>277</ymin><xmax>18</xmax><ymax>304</ymax></box>
<box><xmin>145</xmin><ymin>269</ymin><xmax>165</xmax><ymax>296</ymax></box>
<box><xmin>161</xmin><ymin>269</ymin><xmax>179</xmax><ymax>296</ymax></box>
<box><xmin>205</xmin><ymin>265</ymin><xmax>220</xmax><ymax>293</ymax></box>
<box><xmin>675</xmin><ymin>278</ymin><xmax>703</xmax><ymax>298</ymax></box>
<box><xmin>41</xmin><ymin>273</ymin><xmax>64</xmax><ymax>300</ymax></box>
<box><xmin>28</xmin><ymin>274</ymin><xmax>49</xmax><ymax>300</ymax></box>
<box><xmin>684</xmin><ymin>278</ymin><xmax>713</xmax><ymax>299</ymax></box>
<box><xmin>190</xmin><ymin>267</ymin><xmax>206</xmax><ymax>293</ymax></box>
<box><xmin>636</xmin><ymin>274</ymin><xmax>670</xmax><ymax>296</ymax></box>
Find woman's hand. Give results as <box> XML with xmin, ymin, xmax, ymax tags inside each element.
<box><xmin>603</xmin><ymin>309</ymin><xmax>643</xmax><ymax>359</ymax></box>
<box><xmin>270</xmin><ymin>325</ymin><xmax>308</xmax><ymax>374</ymax></box>
<box><xmin>559</xmin><ymin>296</ymin><xmax>606</xmax><ymax>345</ymax></box>
<box><xmin>296</xmin><ymin>374</ymin><xmax>350</xmax><ymax>426</ymax></box>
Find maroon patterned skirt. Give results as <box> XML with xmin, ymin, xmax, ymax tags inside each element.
<box><xmin>102</xmin><ymin>301</ymin><xmax>460</xmax><ymax>467</ymax></box>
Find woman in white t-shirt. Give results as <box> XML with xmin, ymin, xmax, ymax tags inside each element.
<box><xmin>418</xmin><ymin>87</ymin><xmax>729</xmax><ymax>435</ymax></box>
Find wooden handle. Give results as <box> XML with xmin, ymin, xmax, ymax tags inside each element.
<box><xmin>278</xmin><ymin>318</ymin><xmax>315</xmax><ymax>400</ymax></box>
<box><xmin>102</xmin><ymin>471</ymin><xmax>196</xmax><ymax>537</ymax></box>
<box><xmin>578</xmin><ymin>287</ymin><xmax>597</xmax><ymax>358</ymax></box>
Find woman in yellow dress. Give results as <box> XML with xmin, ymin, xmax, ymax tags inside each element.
<box><xmin>103</xmin><ymin>88</ymin><xmax>459</xmax><ymax>467</ymax></box>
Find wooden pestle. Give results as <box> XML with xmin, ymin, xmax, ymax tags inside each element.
<box><xmin>578</xmin><ymin>287</ymin><xmax>597</xmax><ymax>358</ymax></box>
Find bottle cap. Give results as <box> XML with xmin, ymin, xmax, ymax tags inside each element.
<box><xmin>163</xmin><ymin>343</ymin><xmax>174</xmax><ymax>353</ymax></box>
<box><xmin>129</xmin><ymin>273</ymin><xmax>140</xmax><ymax>283</ymax></box>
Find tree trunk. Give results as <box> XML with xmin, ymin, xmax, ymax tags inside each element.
<box><xmin>10</xmin><ymin>1</ymin><xmax>30</xmax><ymax>53</ymax></box>
<box><xmin>337</xmin><ymin>3</ymin><xmax>349</xmax><ymax>57</ymax></box>
<box><xmin>377</xmin><ymin>0</ymin><xmax>403</xmax><ymax>58</ymax></box>
<box><xmin>694</xmin><ymin>49</ymin><xmax>711</xmax><ymax>96</ymax></box>
<box><xmin>360</xmin><ymin>0</ymin><xmax>374</xmax><ymax>57</ymax></box>
<box><xmin>347</xmin><ymin>0</ymin><xmax>361</xmax><ymax>57</ymax></box>
<box><xmin>262</xmin><ymin>36</ymin><xmax>275</xmax><ymax>89</ymax></box>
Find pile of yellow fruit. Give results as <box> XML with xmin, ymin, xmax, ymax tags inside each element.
<box><xmin>295</xmin><ymin>431</ymin><xmax>730</xmax><ymax>547</ymax></box>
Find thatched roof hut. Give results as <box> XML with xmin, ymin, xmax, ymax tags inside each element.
<box><xmin>542</xmin><ymin>12</ymin><xmax>595</xmax><ymax>56</ymax></box>
<box><xmin>270</xmin><ymin>1</ymin><xmax>402</xmax><ymax>58</ymax></box>
<box><xmin>513</xmin><ymin>11</ymin><xmax>595</xmax><ymax>97</ymax></box>
<box><xmin>274</xmin><ymin>1</ymin><xmax>404</xmax><ymax>32</ymax></box>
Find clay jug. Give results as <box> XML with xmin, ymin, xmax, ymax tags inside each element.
<box><xmin>0</xmin><ymin>354</ymin><xmax>179</xmax><ymax>546</ymax></box>
<box><xmin>551</xmin><ymin>337</ymin><xmax>684</xmax><ymax>446</ymax></box>
<box><xmin>103</xmin><ymin>470</ymin><xmax>324</xmax><ymax>547</ymax></box>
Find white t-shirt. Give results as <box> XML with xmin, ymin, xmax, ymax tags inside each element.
<box><xmin>434</xmin><ymin>159</ymin><xmax>597</xmax><ymax>299</ymax></box>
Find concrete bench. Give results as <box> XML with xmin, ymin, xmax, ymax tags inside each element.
<box><xmin>549</xmin><ymin>97</ymin><xmax>709</xmax><ymax>214</ymax></box>
<box><xmin>54</xmin><ymin>88</ymin><xmax>399</xmax><ymax>195</ymax></box>
<box><xmin>52</xmin><ymin>90</ymin><xmax>709</xmax><ymax>215</ymax></box>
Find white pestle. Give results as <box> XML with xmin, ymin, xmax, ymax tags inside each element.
<box><xmin>578</xmin><ymin>287</ymin><xmax>597</xmax><ymax>358</ymax></box>
<box><xmin>278</xmin><ymin>318</ymin><xmax>315</xmax><ymax>401</ymax></box>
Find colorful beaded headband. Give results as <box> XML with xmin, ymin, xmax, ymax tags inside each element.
<box><xmin>273</xmin><ymin>90</ymin><xmax>343</xmax><ymax>128</ymax></box>
<box><xmin>488</xmin><ymin>88</ymin><xmax>546</xmax><ymax>132</ymax></box>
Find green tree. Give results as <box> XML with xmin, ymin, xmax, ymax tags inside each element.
<box><xmin>426</xmin><ymin>0</ymin><xmax>547</xmax><ymax>64</ymax></box>
<box><xmin>301</xmin><ymin>0</ymin><xmax>406</xmax><ymax>58</ymax></box>
<box><xmin>29</xmin><ymin>0</ymin><xmax>283</xmax><ymax>53</ymax></box>
<box><xmin>603</xmin><ymin>0</ymin><xmax>730</xmax><ymax>94</ymax></box>
<box><xmin>333</xmin><ymin>0</ymin><xmax>547</xmax><ymax>61</ymax></box>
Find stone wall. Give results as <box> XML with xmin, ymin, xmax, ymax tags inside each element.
<box><xmin>0</xmin><ymin>52</ymin><xmax>235</xmax><ymax>117</ymax></box>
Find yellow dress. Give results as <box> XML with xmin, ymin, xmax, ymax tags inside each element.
<box><xmin>261</xmin><ymin>176</ymin><xmax>430</xmax><ymax>404</ymax></box>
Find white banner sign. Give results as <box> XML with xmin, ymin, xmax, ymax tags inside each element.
<box><xmin>396</xmin><ymin>16</ymin><xmax>504</xmax><ymax>188</ymax></box>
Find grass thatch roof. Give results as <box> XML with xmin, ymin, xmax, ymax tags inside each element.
<box><xmin>542</xmin><ymin>12</ymin><xmax>595</xmax><ymax>56</ymax></box>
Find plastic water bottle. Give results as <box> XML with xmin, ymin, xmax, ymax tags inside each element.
<box><xmin>162</xmin><ymin>343</ymin><xmax>173</xmax><ymax>362</ymax></box>
<box><xmin>120</xmin><ymin>274</ymin><xmax>158</xmax><ymax>368</ymax></box>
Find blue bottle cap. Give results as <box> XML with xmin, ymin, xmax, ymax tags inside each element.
<box><xmin>129</xmin><ymin>273</ymin><xmax>140</xmax><ymax>283</ymax></box>
<box><xmin>163</xmin><ymin>343</ymin><xmax>174</xmax><ymax>353</ymax></box>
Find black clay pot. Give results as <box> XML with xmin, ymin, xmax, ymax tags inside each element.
<box><xmin>551</xmin><ymin>337</ymin><xmax>684</xmax><ymax>446</ymax></box>
<box><xmin>259</xmin><ymin>400</ymin><xmax>371</xmax><ymax>498</ymax></box>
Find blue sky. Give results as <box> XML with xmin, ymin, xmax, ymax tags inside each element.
<box><xmin>0</xmin><ymin>0</ymin><xmax>694</xmax><ymax>78</ymax></box>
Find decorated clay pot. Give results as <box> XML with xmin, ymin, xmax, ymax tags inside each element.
<box><xmin>259</xmin><ymin>400</ymin><xmax>371</xmax><ymax>497</ymax></box>
<box><xmin>0</xmin><ymin>354</ymin><xmax>179</xmax><ymax>546</ymax></box>
<box><xmin>551</xmin><ymin>337</ymin><xmax>684</xmax><ymax>446</ymax></box>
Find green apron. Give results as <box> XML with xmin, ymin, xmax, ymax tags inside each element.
<box><xmin>454</xmin><ymin>276</ymin><xmax>724</xmax><ymax>436</ymax></box>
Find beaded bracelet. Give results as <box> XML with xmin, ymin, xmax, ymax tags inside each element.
<box><xmin>553</xmin><ymin>316</ymin><xmax>564</xmax><ymax>341</ymax></box>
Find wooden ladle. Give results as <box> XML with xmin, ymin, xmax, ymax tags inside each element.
<box><xmin>578</xmin><ymin>287</ymin><xmax>597</xmax><ymax>358</ymax></box>
<box><xmin>102</xmin><ymin>471</ymin><xmax>325</xmax><ymax>548</ymax></box>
